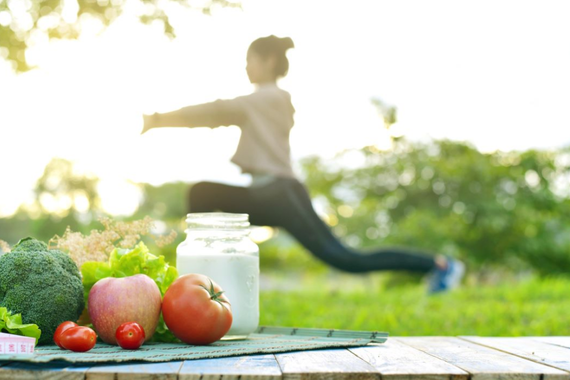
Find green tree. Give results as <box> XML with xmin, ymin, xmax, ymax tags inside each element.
<box><xmin>133</xmin><ymin>181</ymin><xmax>188</xmax><ymax>222</ymax></box>
<box><xmin>32</xmin><ymin>157</ymin><xmax>101</xmax><ymax>217</ymax></box>
<box><xmin>0</xmin><ymin>157</ymin><xmax>103</xmax><ymax>243</ymax></box>
<box><xmin>0</xmin><ymin>0</ymin><xmax>239</xmax><ymax>72</ymax></box>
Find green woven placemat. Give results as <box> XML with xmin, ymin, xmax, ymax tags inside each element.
<box><xmin>0</xmin><ymin>326</ymin><xmax>388</xmax><ymax>363</ymax></box>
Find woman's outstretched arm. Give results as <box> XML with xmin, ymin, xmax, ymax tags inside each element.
<box><xmin>142</xmin><ymin>98</ymin><xmax>247</xmax><ymax>134</ymax></box>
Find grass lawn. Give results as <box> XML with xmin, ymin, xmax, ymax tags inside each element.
<box><xmin>259</xmin><ymin>273</ymin><xmax>570</xmax><ymax>336</ymax></box>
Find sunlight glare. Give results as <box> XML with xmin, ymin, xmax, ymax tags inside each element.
<box><xmin>249</xmin><ymin>226</ymin><xmax>274</xmax><ymax>244</ymax></box>
<box><xmin>98</xmin><ymin>179</ymin><xmax>142</xmax><ymax>216</ymax></box>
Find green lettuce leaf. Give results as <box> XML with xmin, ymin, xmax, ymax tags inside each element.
<box><xmin>0</xmin><ymin>307</ymin><xmax>41</xmax><ymax>345</ymax></box>
<box><xmin>81</xmin><ymin>242</ymin><xmax>179</xmax><ymax>342</ymax></box>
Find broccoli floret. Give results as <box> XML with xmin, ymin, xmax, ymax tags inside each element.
<box><xmin>11</xmin><ymin>237</ymin><xmax>49</xmax><ymax>253</ymax></box>
<box><xmin>0</xmin><ymin>237</ymin><xmax>84</xmax><ymax>345</ymax></box>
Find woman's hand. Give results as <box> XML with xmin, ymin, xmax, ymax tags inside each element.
<box><xmin>141</xmin><ymin>113</ymin><xmax>156</xmax><ymax>135</ymax></box>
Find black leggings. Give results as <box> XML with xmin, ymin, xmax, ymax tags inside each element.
<box><xmin>189</xmin><ymin>177</ymin><xmax>436</xmax><ymax>273</ymax></box>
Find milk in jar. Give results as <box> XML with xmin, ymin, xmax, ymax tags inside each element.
<box><xmin>176</xmin><ymin>213</ymin><xmax>259</xmax><ymax>339</ymax></box>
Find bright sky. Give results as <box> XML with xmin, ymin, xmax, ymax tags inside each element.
<box><xmin>1</xmin><ymin>0</ymin><xmax>570</xmax><ymax>216</ymax></box>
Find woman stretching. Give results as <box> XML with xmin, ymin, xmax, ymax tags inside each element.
<box><xmin>142</xmin><ymin>35</ymin><xmax>464</xmax><ymax>293</ymax></box>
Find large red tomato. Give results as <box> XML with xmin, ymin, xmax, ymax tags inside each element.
<box><xmin>162</xmin><ymin>273</ymin><xmax>232</xmax><ymax>345</ymax></box>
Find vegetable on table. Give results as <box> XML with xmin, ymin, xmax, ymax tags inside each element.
<box><xmin>116</xmin><ymin>322</ymin><xmax>145</xmax><ymax>350</ymax></box>
<box><xmin>162</xmin><ymin>274</ymin><xmax>233</xmax><ymax>345</ymax></box>
<box><xmin>0</xmin><ymin>307</ymin><xmax>41</xmax><ymax>344</ymax></box>
<box><xmin>81</xmin><ymin>242</ymin><xmax>178</xmax><ymax>343</ymax></box>
<box><xmin>53</xmin><ymin>321</ymin><xmax>78</xmax><ymax>348</ymax></box>
<box><xmin>0</xmin><ymin>237</ymin><xmax>85</xmax><ymax>345</ymax></box>
<box><xmin>58</xmin><ymin>326</ymin><xmax>97</xmax><ymax>352</ymax></box>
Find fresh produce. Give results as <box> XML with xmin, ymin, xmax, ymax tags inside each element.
<box><xmin>59</xmin><ymin>326</ymin><xmax>97</xmax><ymax>352</ymax></box>
<box><xmin>162</xmin><ymin>274</ymin><xmax>232</xmax><ymax>345</ymax></box>
<box><xmin>51</xmin><ymin>216</ymin><xmax>177</xmax><ymax>269</ymax></box>
<box><xmin>53</xmin><ymin>321</ymin><xmax>78</xmax><ymax>348</ymax></box>
<box><xmin>0</xmin><ymin>307</ymin><xmax>41</xmax><ymax>344</ymax></box>
<box><xmin>88</xmin><ymin>274</ymin><xmax>161</xmax><ymax>344</ymax></box>
<box><xmin>81</xmin><ymin>242</ymin><xmax>178</xmax><ymax>342</ymax></box>
<box><xmin>0</xmin><ymin>237</ymin><xmax>84</xmax><ymax>345</ymax></box>
<box><xmin>116</xmin><ymin>322</ymin><xmax>145</xmax><ymax>350</ymax></box>
<box><xmin>81</xmin><ymin>242</ymin><xmax>178</xmax><ymax>298</ymax></box>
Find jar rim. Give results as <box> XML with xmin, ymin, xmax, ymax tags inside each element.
<box><xmin>185</xmin><ymin>212</ymin><xmax>250</xmax><ymax>229</ymax></box>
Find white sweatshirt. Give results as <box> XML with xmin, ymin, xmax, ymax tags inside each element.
<box><xmin>146</xmin><ymin>83</ymin><xmax>296</xmax><ymax>179</ymax></box>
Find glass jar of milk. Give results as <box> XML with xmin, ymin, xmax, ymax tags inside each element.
<box><xmin>176</xmin><ymin>212</ymin><xmax>259</xmax><ymax>339</ymax></box>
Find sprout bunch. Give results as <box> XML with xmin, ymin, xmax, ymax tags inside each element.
<box><xmin>50</xmin><ymin>216</ymin><xmax>177</xmax><ymax>268</ymax></box>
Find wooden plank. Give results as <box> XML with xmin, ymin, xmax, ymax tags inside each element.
<box><xmin>350</xmin><ymin>340</ymin><xmax>469</xmax><ymax>380</ymax></box>
<box><xmin>398</xmin><ymin>337</ymin><xmax>569</xmax><ymax>380</ymax></box>
<box><xmin>531</xmin><ymin>337</ymin><xmax>570</xmax><ymax>349</ymax></box>
<box><xmin>85</xmin><ymin>360</ymin><xmax>183</xmax><ymax>380</ymax></box>
<box><xmin>178</xmin><ymin>354</ymin><xmax>281</xmax><ymax>380</ymax></box>
<box><xmin>274</xmin><ymin>348</ymin><xmax>380</xmax><ymax>380</ymax></box>
<box><xmin>0</xmin><ymin>361</ymin><xmax>92</xmax><ymax>380</ymax></box>
<box><xmin>462</xmin><ymin>337</ymin><xmax>570</xmax><ymax>372</ymax></box>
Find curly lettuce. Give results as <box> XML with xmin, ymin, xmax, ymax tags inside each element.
<box><xmin>81</xmin><ymin>242</ymin><xmax>179</xmax><ymax>342</ymax></box>
<box><xmin>0</xmin><ymin>307</ymin><xmax>41</xmax><ymax>345</ymax></box>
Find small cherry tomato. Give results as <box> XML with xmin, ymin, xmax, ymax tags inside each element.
<box><xmin>59</xmin><ymin>326</ymin><xmax>97</xmax><ymax>352</ymax></box>
<box><xmin>115</xmin><ymin>322</ymin><xmax>146</xmax><ymax>350</ymax></box>
<box><xmin>54</xmin><ymin>321</ymin><xmax>78</xmax><ymax>348</ymax></box>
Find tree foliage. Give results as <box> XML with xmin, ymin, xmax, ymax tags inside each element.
<box><xmin>33</xmin><ymin>157</ymin><xmax>101</xmax><ymax>216</ymax></box>
<box><xmin>301</xmin><ymin>139</ymin><xmax>570</xmax><ymax>275</ymax></box>
<box><xmin>0</xmin><ymin>158</ymin><xmax>104</xmax><ymax>244</ymax></box>
<box><xmin>0</xmin><ymin>0</ymin><xmax>239</xmax><ymax>72</ymax></box>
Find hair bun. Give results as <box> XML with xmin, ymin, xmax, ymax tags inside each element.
<box><xmin>279</xmin><ymin>37</ymin><xmax>295</xmax><ymax>51</ymax></box>
<box><xmin>249</xmin><ymin>35</ymin><xmax>295</xmax><ymax>78</ymax></box>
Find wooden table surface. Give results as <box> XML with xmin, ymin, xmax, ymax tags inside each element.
<box><xmin>1</xmin><ymin>336</ymin><xmax>570</xmax><ymax>380</ymax></box>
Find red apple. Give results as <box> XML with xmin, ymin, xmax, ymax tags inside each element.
<box><xmin>88</xmin><ymin>274</ymin><xmax>161</xmax><ymax>345</ymax></box>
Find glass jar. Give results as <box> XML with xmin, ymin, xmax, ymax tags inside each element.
<box><xmin>176</xmin><ymin>212</ymin><xmax>259</xmax><ymax>339</ymax></box>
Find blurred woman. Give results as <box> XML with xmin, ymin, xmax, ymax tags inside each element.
<box><xmin>142</xmin><ymin>35</ymin><xmax>464</xmax><ymax>293</ymax></box>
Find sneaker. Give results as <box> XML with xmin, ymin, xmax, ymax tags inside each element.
<box><xmin>427</xmin><ymin>257</ymin><xmax>465</xmax><ymax>294</ymax></box>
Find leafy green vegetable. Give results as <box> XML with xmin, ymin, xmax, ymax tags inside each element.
<box><xmin>81</xmin><ymin>242</ymin><xmax>179</xmax><ymax>342</ymax></box>
<box><xmin>0</xmin><ymin>237</ymin><xmax>84</xmax><ymax>345</ymax></box>
<box><xmin>0</xmin><ymin>307</ymin><xmax>41</xmax><ymax>344</ymax></box>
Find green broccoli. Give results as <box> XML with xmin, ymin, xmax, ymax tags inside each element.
<box><xmin>0</xmin><ymin>237</ymin><xmax>84</xmax><ymax>345</ymax></box>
